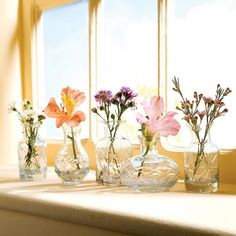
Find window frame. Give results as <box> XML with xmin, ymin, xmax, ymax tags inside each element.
<box><xmin>21</xmin><ymin>0</ymin><xmax>236</xmax><ymax>185</ymax></box>
<box><xmin>22</xmin><ymin>0</ymin><xmax>101</xmax><ymax>167</ymax></box>
<box><xmin>160</xmin><ymin>0</ymin><xmax>236</xmax><ymax>154</ymax></box>
<box><xmin>22</xmin><ymin>0</ymin><xmax>185</xmax><ymax>169</ymax></box>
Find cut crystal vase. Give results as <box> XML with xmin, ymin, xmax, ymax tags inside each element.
<box><xmin>18</xmin><ymin>131</ymin><xmax>47</xmax><ymax>180</ymax></box>
<box><xmin>184</xmin><ymin>130</ymin><xmax>219</xmax><ymax>193</ymax></box>
<box><xmin>95</xmin><ymin>121</ymin><xmax>132</xmax><ymax>186</ymax></box>
<box><xmin>55</xmin><ymin>124</ymin><xmax>89</xmax><ymax>185</ymax></box>
<box><xmin>120</xmin><ymin>135</ymin><xmax>179</xmax><ymax>192</ymax></box>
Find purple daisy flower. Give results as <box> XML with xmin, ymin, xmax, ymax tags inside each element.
<box><xmin>120</xmin><ymin>86</ymin><xmax>137</xmax><ymax>100</ymax></box>
<box><xmin>95</xmin><ymin>90</ymin><xmax>113</xmax><ymax>104</ymax></box>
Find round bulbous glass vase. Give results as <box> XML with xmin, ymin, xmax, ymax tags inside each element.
<box><xmin>55</xmin><ymin>124</ymin><xmax>89</xmax><ymax>186</ymax></box>
<box><xmin>18</xmin><ymin>135</ymin><xmax>47</xmax><ymax>181</ymax></box>
<box><xmin>95</xmin><ymin>121</ymin><xmax>132</xmax><ymax>186</ymax></box>
<box><xmin>120</xmin><ymin>135</ymin><xmax>179</xmax><ymax>192</ymax></box>
<box><xmin>184</xmin><ymin>137</ymin><xmax>219</xmax><ymax>193</ymax></box>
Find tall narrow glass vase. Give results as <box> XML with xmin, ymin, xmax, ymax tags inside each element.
<box><xmin>55</xmin><ymin>124</ymin><xmax>89</xmax><ymax>185</ymax></box>
<box><xmin>184</xmin><ymin>131</ymin><xmax>219</xmax><ymax>193</ymax></box>
<box><xmin>95</xmin><ymin>121</ymin><xmax>132</xmax><ymax>186</ymax></box>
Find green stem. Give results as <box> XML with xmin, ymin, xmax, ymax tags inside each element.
<box><xmin>107</xmin><ymin>120</ymin><xmax>121</xmax><ymax>173</ymax></box>
<box><xmin>71</xmin><ymin>127</ymin><xmax>80</xmax><ymax>169</ymax></box>
<box><xmin>193</xmin><ymin>142</ymin><xmax>205</xmax><ymax>178</ymax></box>
<box><xmin>24</xmin><ymin>125</ymin><xmax>37</xmax><ymax>167</ymax></box>
<box><xmin>107</xmin><ymin>137</ymin><xmax>120</xmax><ymax>174</ymax></box>
<box><xmin>137</xmin><ymin>139</ymin><xmax>151</xmax><ymax>177</ymax></box>
<box><xmin>192</xmin><ymin>124</ymin><xmax>210</xmax><ymax>178</ymax></box>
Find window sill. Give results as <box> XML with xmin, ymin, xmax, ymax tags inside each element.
<box><xmin>0</xmin><ymin>165</ymin><xmax>236</xmax><ymax>236</ymax></box>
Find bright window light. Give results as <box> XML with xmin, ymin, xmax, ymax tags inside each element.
<box><xmin>39</xmin><ymin>1</ymin><xmax>89</xmax><ymax>139</ymax></box>
<box><xmin>99</xmin><ymin>0</ymin><xmax>158</xmax><ymax>142</ymax></box>
<box><xmin>167</xmin><ymin>0</ymin><xmax>236</xmax><ymax>149</ymax></box>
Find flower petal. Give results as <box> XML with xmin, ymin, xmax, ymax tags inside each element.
<box><xmin>151</xmin><ymin>111</ymin><xmax>180</xmax><ymax>137</ymax></box>
<box><xmin>73</xmin><ymin>91</ymin><xmax>86</xmax><ymax>106</ymax></box>
<box><xmin>61</xmin><ymin>87</ymin><xmax>85</xmax><ymax>115</ymax></box>
<box><xmin>141</xmin><ymin>100</ymin><xmax>152</xmax><ymax>118</ymax></box>
<box><xmin>136</xmin><ymin>112</ymin><xmax>149</xmax><ymax>125</ymax></box>
<box><xmin>44</xmin><ymin>98</ymin><xmax>63</xmax><ymax>118</ymax></box>
<box><xmin>56</xmin><ymin>116</ymin><xmax>68</xmax><ymax>128</ymax></box>
<box><xmin>141</xmin><ymin>96</ymin><xmax>164</xmax><ymax>120</ymax></box>
<box><xmin>150</xmin><ymin>96</ymin><xmax>164</xmax><ymax>118</ymax></box>
<box><xmin>66</xmin><ymin>111</ymin><xmax>86</xmax><ymax>127</ymax></box>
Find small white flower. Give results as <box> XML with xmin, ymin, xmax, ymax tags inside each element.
<box><xmin>8</xmin><ymin>102</ymin><xmax>17</xmax><ymax>113</ymax></box>
<box><xmin>9</xmin><ymin>100</ymin><xmax>45</xmax><ymax>131</ymax></box>
<box><xmin>24</xmin><ymin>109</ymin><xmax>36</xmax><ymax>117</ymax></box>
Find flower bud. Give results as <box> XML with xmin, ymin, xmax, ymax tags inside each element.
<box><xmin>38</xmin><ymin>115</ymin><xmax>46</xmax><ymax>121</ymax></box>
<box><xmin>197</xmin><ymin>111</ymin><xmax>206</xmax><ymax>120</ymax></box>
<box><xmin>214</xmin><ymin>100</ymin><xmax>225</xmax><ymax>107</ymax></box>
<box><xmin>91</xmin><ymin>107</ymin><xmax>97</xmax><ymax>113</ymax></box>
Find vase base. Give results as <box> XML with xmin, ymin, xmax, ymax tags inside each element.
<box><xmin>19</xmin><ymin>169</ymin><xmax>47</xmax><ymax>181</ymax></box>
<box><xmin>185</xmin><ymin>180</ymin><xmax>218</xmax><ymax>193</ymax></box>
<box><xmin>55</xmin><ymin>166</ymin><xmax>89</xmax><ymax>185</ymax></box>
<box><xmin>63</xmin><ymin>181</ymin><xmax>81</xmax><ymax>186</ymax></box>
<box><xmin>103</xmin><ymin>181</ymin><xmax>123</xmax><ymax>187</ymax></box>
<box><xmin>122</xmin><ymin>179</ymin><xmax>176</xmax><ymax>193</ymax></box>
<box><xmin>96</xmin><ymin>179</ymin><xmax>104</xmax><ymax>185</ymax></box>
<box><xmin>102</xmin><ymin>173</ymin><xmax>123</xmax><ymax>187</ymax></box>
<box><xmin>96</xmin><ymin>177</ymin><xmax>123</xmax><ymax>187</ymax></box>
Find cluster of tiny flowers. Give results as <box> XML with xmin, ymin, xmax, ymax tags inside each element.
<box><xmin>172</xmin><ymin>76</ymin><xmax>231</xmax><ymax>137</ymax></box>
<box><xmin>92</xmin><ymin>86</ymin><xmax>137</xmax><ymax>121</ymax></box>
<box><xmin>9</xmin><ymin>100</ymin><xmax>45</xmax><ymax>130</ymax></box>
<box><xmin>91</xmin><ymin>86</ymin><xmax>137</xmax><ymax>143</ymax></box>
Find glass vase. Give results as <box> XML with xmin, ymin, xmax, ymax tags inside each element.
<box><xmin>120</xmin><ymin>135</ymin><xmax>179</xmax><ymax>192</ymax></box>
<box><xmin>18</xmin><ymin>135</ymin><xmax>47</xmax><ymax>180</ymax></box>
<box><xmin>184</xmin><ymin>131</ymin><xmax>219</xmax><ymax>193</ymax></box>
<box><xmin>55</xmin><ymin>124</ymin><xmax>89</xmax><ymax>185</ymax></box>
<box><xmin>95</xmin><ymin>121</ymin><xmax>132</xmax><ymax>186</ymax></box>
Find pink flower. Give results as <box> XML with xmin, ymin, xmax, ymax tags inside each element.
<box><xmin>197</xmin><ymin>111</ymin><xmax>206</xmax><ymax>119</ymax></box>
<box><xmin>214</xmin><ymin>99</ymin><xmax>225</xmax><ymax>107</ymax></box>
<box><xmin>44</xmin><ymin>86</ymin><xmax>86</xmax><ymax>128</ymax></box>
<box><xmin>136</xmin><ymin>96</ymin><xmax>180</xmax><ymax>137</ymax></box>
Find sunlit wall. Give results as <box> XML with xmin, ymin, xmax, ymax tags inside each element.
<box><xmin>0</xmin><ymin>0</ymin><xmax>22</xmax><ymax>163</ymax></box>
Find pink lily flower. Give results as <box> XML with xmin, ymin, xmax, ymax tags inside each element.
<box><xmin>136</xmin><ymin>96</ymin><xmax>180</xmax><ymax>137</ymax></box>
<box><xmin>44</xmin><ymin>86</ymin><xmax>86</xmax><ymax>128</ymax></box>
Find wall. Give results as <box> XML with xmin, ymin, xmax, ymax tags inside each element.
<box><xmin>0</xmin><ymin>0</ymin><xmax>22</xmax><ymax>163</ymax></box>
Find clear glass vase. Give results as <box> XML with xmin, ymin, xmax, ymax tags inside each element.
<box><xmin>120</xmin><ymin>135</ymin><xmax>179</xmax><ymax>192</ymax></box>
<box><xmin>184</xmin><ymin>131</ymin><xmax>219</xmax><ymax>193</ymax></box>
<box><xmin>95</xmin><ymin>121</ymin><xmax>132</xmax><ymax>186</ymax></box>
<box><xmin>18</xmin><ymin>134</ymin><xmax>47</xmax><ymax>180</ymax></box>
<box><xmin>55</xmin><ymin>124</ymin><xmax>89</xmax><ymax>185</ymax></box>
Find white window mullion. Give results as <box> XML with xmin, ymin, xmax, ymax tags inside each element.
<box><xmin>89</xmin><ymin>0</ymin><xmax>102</xmax><ymax>142</ymax></box>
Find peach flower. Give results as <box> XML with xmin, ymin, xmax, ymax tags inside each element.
<box><xmin>44</xmin><ymin>86</ymin><xmax>86</xmax><ymax>128</ymax></box>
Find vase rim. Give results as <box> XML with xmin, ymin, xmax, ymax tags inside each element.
<box><xmin>99</xmin><ymin>119</ymin><xmax>126</xmax><ymax>124</ymax></box>
<box><xmin>137</xmin><ymin>134</ymin><xmax>160</xmax><ymax>141</ymax></box>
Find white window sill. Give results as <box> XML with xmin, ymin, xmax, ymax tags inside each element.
<box><xmin>0</xmin><ymin>165</ymin><xmax>235</xmax><ymax>236</ymax></box>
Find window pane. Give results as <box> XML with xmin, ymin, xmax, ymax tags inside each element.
<box><xmin>99</xmin><ymin>0</ymin><xmax>158</xmax><ymax>142</ymax></box>
<box><xmin>167</xmin><ymin>0</ymin><xmax>236</xmax><ymax>149</ymax></box>
<box><xmin>39</xmin><ymin>1</ymin><xmax>89</xmax><ymax>139</ymax></box>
